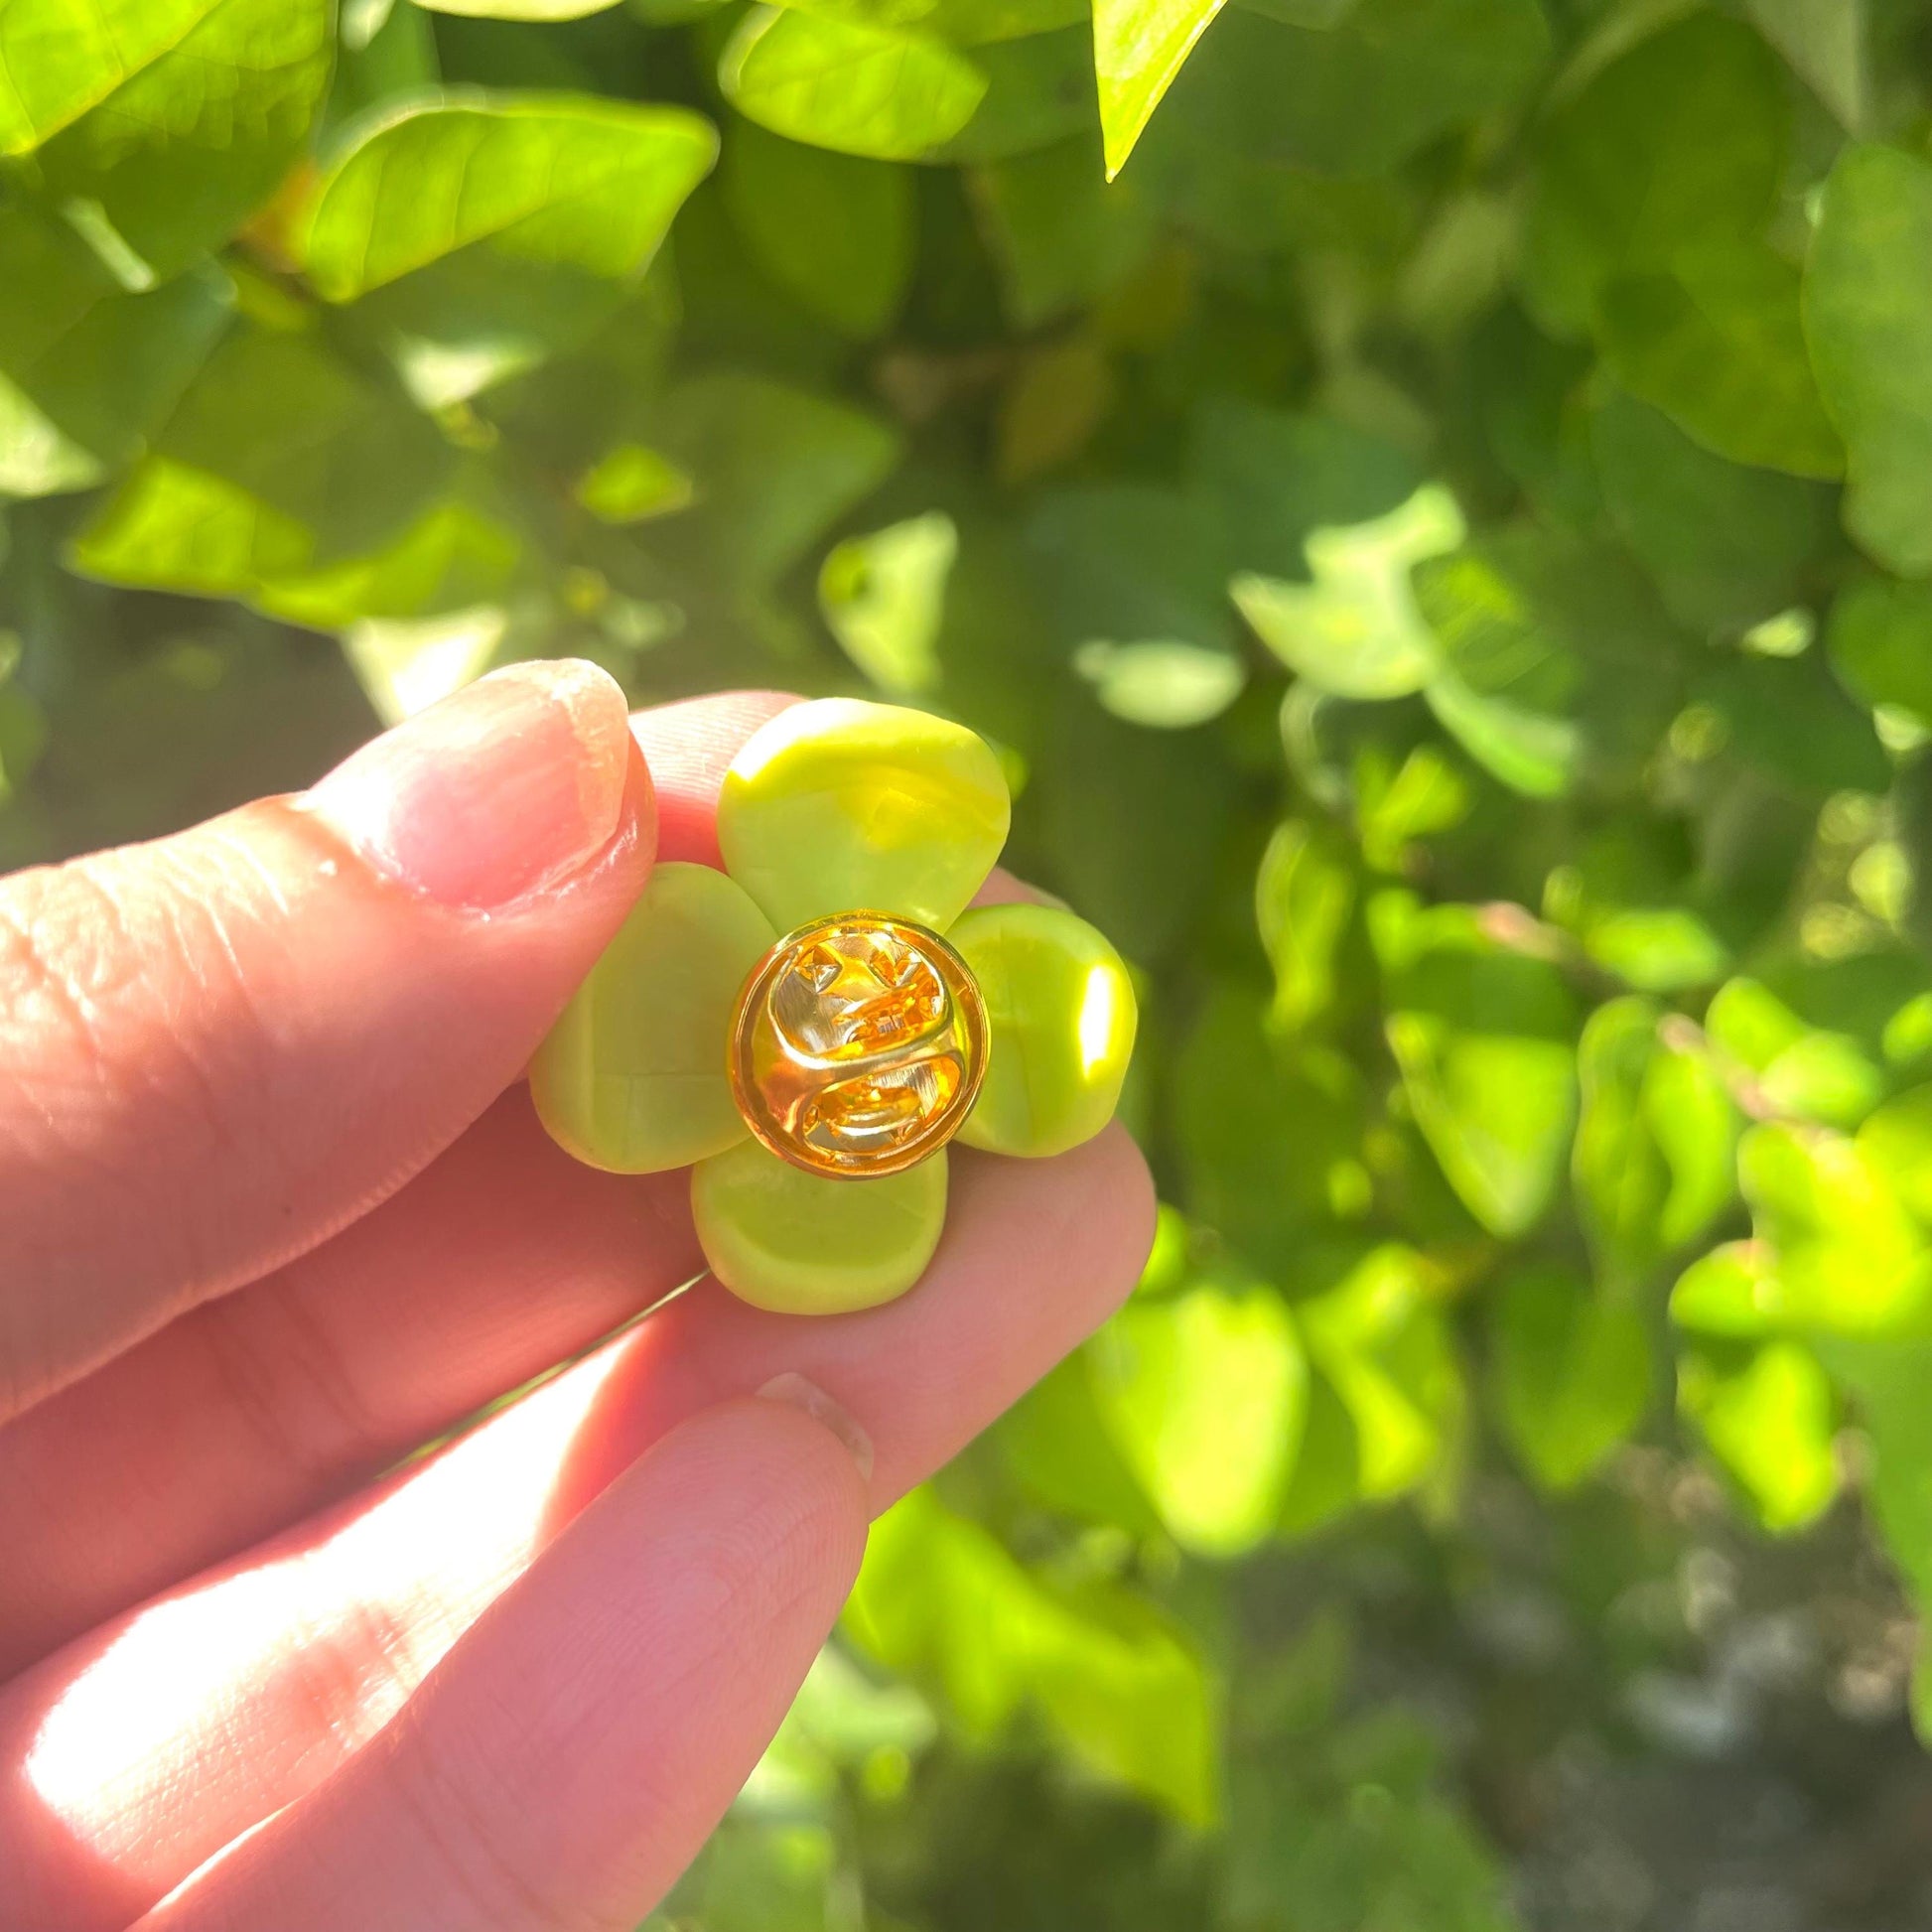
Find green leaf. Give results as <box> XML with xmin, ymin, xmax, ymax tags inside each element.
<box><xmin>1746</xmin><ymin>0</ymin><xmax>1865</xmax><ymax>129</ymax></box>
<box><xmin>1255</xmin><ymin>817</ymin><xmax>1356</xmax><ymax>1031</ymax></box>
<box><xmin>1526</xmin><ymin>13</ymin><xmax>1785</xmax><ymax>335</ymax></box>
<box><xmin>720</xmin><ymin>6</ymin><xmax>988</xmax><ymax>160</ymax></box>
<box><xmin>1371</xmin><ymin>893</ymin><xmax>1579</xmax><ymax>1238</ymax></box>
<box><xmin>1859</xmin><ymin>1084</ymin><xmax>1932</xmax><ymax>1226</ymax></box>
<box><xmin>1187</xmin><ymin>398</ymin><xmax>1423</xmax><ymax>583</ymax></box>
<box><xmin>1154</xmin><ymin>0</ymin><xmax>1549</xmax><ymax>182</ymax></box>
<box><xmin>847</xmin><ymin>1488</ymin><xmax>1219</xmax><ymax>1825</ymax></box>
<box><xmin>1829</xmin><ymin>575</ymin><xmax>1932</xmax><ymax>732</ymax></box>
<box><xmin>1030</xmin><ymin>483</ymin><xmax>1235</xmax><ymax>681</ymax></box>
<box><xmin>1574</xmin><ymin>997</ymin><xmax>1737</xmax><ymax>1292</ymax></box>
<box><xmin>1707</xmin><ymin>976</ymin><xmax>1885</xmax><ymax>1126</ymax></box>
<box><xmin>1595</xmin><ymin>243</ymin><xmax>1844</xmax><ymax>481</ymax></box>
<box><xmin>0</xmin><ymin>0</ymin><xmax>333</xmax><ymax>279</ymax></box>
<box><xmin>1806</xmin><ymin>145</ymin><xmax>1932</xmax><ymax>577</ymax></box>
<box><xmin>997</xmin><ymin>1353</ymin><xmax>1167</xmax><ymax>1537</ymax></box>
<box><xmin>1413</xmin><ymin>544</ymin><xmax>1584</xmax><ymax>798</ymax></box>
<box><xmin>1678</xmin><ymin>1339</ymin><xmax>1839</xmax><ymax>1533</ymax></box>
<box><xmin>1091</xmin><ymin>1278</ymin><xmax>1307</xmax><ymax>1555</ymax></box>
<box><xmin>1590</xmin><ymin>387</ymin><xmax>1833</xmax><ymax>634</ymax></box>
<box><xmin>970</xmin><ymin>135</ymin><xmax>1157</xmax><ymax>329</ymax></box>
<box><xmin>655</xmin><ymin>369</ymin><xmax>900</xmax><ymax>584</ymax></box>
<box><xmin>302</xmin><ymin>93</ymin><xmax>718</xmax><ymax>404</ymax></box>
<box><xmin>724</xmin><ymin>119</ymin><xmax>913</xmax><ymax>336</ymax></box>
<box><xmin>928</xmin><ymin>26</ymin><xmax>1094</xmax><ymax>164</ymax></box>
<box><xmin>0</xmin><ymin>204</ymin><xmax>231</xmax><ymax>497</ymax></box>
<box><xmin>1731</xmin><ymin>1120</ymin><xmax>1929</xmax><ymax>1332</ymax></box>
<box><xmin>818</xmin><ymin>511</ymin><xmax>956</xmax><ymax>694</ymax></box>
<box><xmin>1491</xmin><ymin>1264</ymin><xmax>1649</xmax><ymax>1491</ymax></box>
<box><xmin>1092</xmin><ymin>0</ymin><xmax>1228</xmax><ymax>181</ymax></box>
<box><xmin>1296</xmin><ymin>1241</ymin><xmax>1462</xmax><ymax>1503</ymax></box>
<box><xmin>69</xmin><ymin>324</ymin><xmax>452</xmax><ymax>599</ymax></box>
<box><xmin>1073</xmin><ymin>640</ymin><xmax>1246</xmax><ymax>728</ymax></box>
<box><xmin>1233</xmin><ymin>484</ymin><xmax>1464</xmax><ymax>700</ymax></box>
<box><xmin>417</xmin><ymin>0</ymin><xmax>623</xmax><ymax>16</ymax></box>
<box><xmin>1174</xmin><ymin>983</ymin><xmax>1366</xmax><ymax>1269</ymax></box>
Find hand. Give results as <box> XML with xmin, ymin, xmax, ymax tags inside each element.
<box><xmin>0</xmin><ymin>664</ymin><xmax>1155</xmax><ymax>1932</ymax></box>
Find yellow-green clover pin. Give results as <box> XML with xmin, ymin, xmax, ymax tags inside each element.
<box><xmin>530</xmin><ymin>700</ymin><xmax>1139</xmax><ymax>1313</ymax></box>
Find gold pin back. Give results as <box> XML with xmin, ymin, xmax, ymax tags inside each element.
<box><xmin>728</xmin><ymin>912</ymin><xmax>989</xmax><ymax>1178</ymax></box>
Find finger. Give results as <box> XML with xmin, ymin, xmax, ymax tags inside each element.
<box><xmin>1</xmin><ymin>1127</ymin><xmax>1153</xmax><ymax>1931</ymax></box>
<box><xmin>0</xmin><ymin>660</ymin><xmax>653</xmax><ymax>1421</ymax></box>
<box><xmin>0</xmin><ymin>689</ymin><xmax>792</xmax><ymax>1674</ymax></box>
<box><xmin>141</xmin><ymin>1396</ymin><xmax>871</xmax><ymax>1932</ymax></box>
<box><xmin>0</xmin><ymin>1092</ymin><xmax>701</xmax><ymax>1681</ymax></box>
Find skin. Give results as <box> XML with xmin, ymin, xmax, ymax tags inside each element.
<box><xmin>0</xmin><ymin>670</ymin><xmax>1156</xmax><ymax>1932</ymax></box>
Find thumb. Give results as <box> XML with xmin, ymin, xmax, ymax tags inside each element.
<box><xmin>0</xmin><ymin>659</ymin><xmax>654</xmax><ymax>1420</ymax></box>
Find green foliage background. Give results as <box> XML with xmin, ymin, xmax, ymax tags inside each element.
<box><xmin>9</xmin><ymin>0</ymin><xmax>1932</xmax><ymax>1923</ymax></box>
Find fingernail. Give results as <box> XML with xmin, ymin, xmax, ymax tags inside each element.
<box><xmin>758</xmin><ymin>1373</ymin><xmax>875</xmax><ymax>1481</ymax></box>
<box><xmin>304</xmin><ymin>661</ymin><xmax>634</xmax><ymax>909</ymax></box>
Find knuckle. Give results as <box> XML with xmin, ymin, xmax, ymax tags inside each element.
<box><xmin>0</xmin><ymin>823</ymin><xmax>293</xmax><ymax>1186</ymax></box>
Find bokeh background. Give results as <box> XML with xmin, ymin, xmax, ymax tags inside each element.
<box><xmin>8</xmin><ymin>0</ymin><xmax>1932</xmax><ymax>1925</ymax></box>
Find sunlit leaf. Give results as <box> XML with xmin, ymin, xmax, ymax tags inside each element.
<box><xmin>1092</xmin><ymin>0</ymin><xmax>1227</xmax><ymax>181</ymax></box>
<box><xmin>1679</xmin><ymin>1339</ymin><xmax>1839</xmax><ymax>1533</ymax></box>
<box><xmin>721</xmin><ymin>6</ymin><xmax>988</xmax><ymax>159</ymax></box>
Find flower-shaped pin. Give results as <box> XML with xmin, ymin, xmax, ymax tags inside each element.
<box><xmin>531</xmin><ymin>700</ymin><xmax>1139</xmax><ymax>1312</ymax></box>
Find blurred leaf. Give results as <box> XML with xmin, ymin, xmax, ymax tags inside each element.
<box><xmin>1188</xmin><ymin>399</ymin><xmax>1422</xmax><ymax>584</ymax></box>
<box><xmin>1372</xmin><ymin>893</ymin><xmax>1579</xmax><ymax>1238</ymax></box>
<box><xmin>1828</xmin><ymin>573</ymin><xmax>1932</xmax><ymax>733</ymax></box>
<box><xmin>1233</xmin><ymin>484</ymin><xmax>1464</xmax><ymax>700</ymax></box>
<box><xmin>1746</xmin><ymin>0</ymin><xmax>1864</xmax><ymax>127</ymax></box>
<box><xmin>1073</xmin><ymin>640</ymin><xmax>1246</xmax><ymax>728</ymax></box>
<box><xmin>997</xmin><ymin>336</ymin><xmax>1115</xmax><ymax>481</ymax></box>
<box><xmin>418</xmin><ymin>0</ymin><xmax>624</xmax><ymax>15</ymax></box>
<box><xmin>1159</xmin><ymin>0</ymin><xmax>1548</xmax><ymax>182</ymax></box>
<box><xmin>847</xmin><ymin>1487</ymin><xmax>1220</xmax><ymax>1825</ymax></box>
<box><xmin>1574</xmin><ymin>997</ymin><xmax>1737</xmax><ymax>1292</ymax></box>
<box><xmin>654</xmin><ymin>368</ymin><xmax>900</xmax><ymax>582</ymax></box>
<box><xmin>1678</xmin><ymin>1338</ymin><xmax>1840</xmax><ymax>1532</ymax></box>
<box><xmin>1726</xmin><ymin>1120</ymin><xmax>1930</xmax><ymax>1332</ymax></box>
<box><xmin>971</xmin><ymin>136</ymin><xmax>1157</xmax><ymax>328</ymax></box>
<box><xmin>0</xmin><ymin>204</ymin><xmax>231</xmax><ymax>496</ymax></box>
<box><xmin>1092</xmin><ymin>0</ymin><xmax>1227</xmax><ymax>181</ymax></box>
<box><xmin>1526</xmin><ymin>13</ymin><xmax>1785</xmax><ymax>335</ymax></box>
<box><xmin>1091</xmin><ymin>1276</ymin><xmax>1308</xmax><ymax>1555</ymax></box>
<box><xmin>998</xmin><ymin>1353</ymin><xmax>1167</xmax><ymax>1537</ymax></box>
<box><xmin>1707</xmin><ymin>976</ymin><xmax>1885</xmax><ymax>1126</ymax></box>
<box><xmin>1805</xmin><ymin>144</ymin><xmax>1932</xmax><ymax>577</ymax></box>
<box><xmin>1492</xmin><ymin>1264</ymin><xmax>1649</xmax><ymax>1491</ymax></box>
<box><xmin>721</xmin><ymin>7</ymin><xmax>988</xmax><ymax>159</ymax></box>
<box><xmin>1297</xmin><ymin>1241</ymin><xmax>1462</xmax><ymax>1503</ymax></box>
<box><xmin>1414</xmin><ymin>543</ymin><xmax>1584</xmax><ymax>798</ymax></box>
<box><xmin>724</xmin><ymin>120</ymin><xmax>914</xmax><ymax>336</ymax></box>
<box><xmin>1256</xmin><ymin>817</ymin><xmax>1356</xmax><ymax>1031</ymax></box>
<box><xmin>1</xmin><ymin>0</ymin><xmax>333</xmax><ymax>279</ymax></box>
<box><xmin>929</xmin><ymin>26</ymin><xmax>1094</xmax><ymax>163</ymax></box>
<box><xmin>1174</xmin><ymin>983</ymin><xmax>1366</xmax><ymax>1267</ymax></box>
<box><xmin>70</xmin><ymin>325</ymin><xmax>452</xmax><ymax>597</ymax></box>
<box><xmin>818</xmin><ymin>510</ymin><xmax>956</xmax><ymax>693</ymax></box>
<box><xmin>1858</xmin><ymin>1084</ymin><xmax>1932</xmax><ymax>1226</ymax></box>
<box><xmin>1595</xmin><ymin>243</ymin><xmax>1844</xmax><ymax>481</ymax></box>
<box><xmin>1590</xmin><ymin>387</ymin><xmax>1832</xmax><ymax>635</ymax></box>
<box><xmin>574</xmin><ymin>442</ymin><xmax>694</xmax><ymax>522</ymax></box>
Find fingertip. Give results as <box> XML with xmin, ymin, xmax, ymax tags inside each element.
<box><xmin>630</xmin><ymin>691</ymin><xmax>801</xmax><ymax>866</ymax></box>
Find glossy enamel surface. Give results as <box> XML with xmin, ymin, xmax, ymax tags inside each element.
<box><xmin>529</xmin><ymin>862</ymin><xmax>773</xmax><ymax>1173</ymax></box>
<box><xmin>717</xmin><ymin>698</ymin><xmax>1010</xmax><ymax>934</ymax></box>
<box><xmin>691</xmin><ymin>1138</ymin><xmax>950</xmax><ymax>1312</ymax></box>
<box><xmin>951</xmin><ymin>901</ymin><xmax>1138</xmax><ymax>1159</ymax></box>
